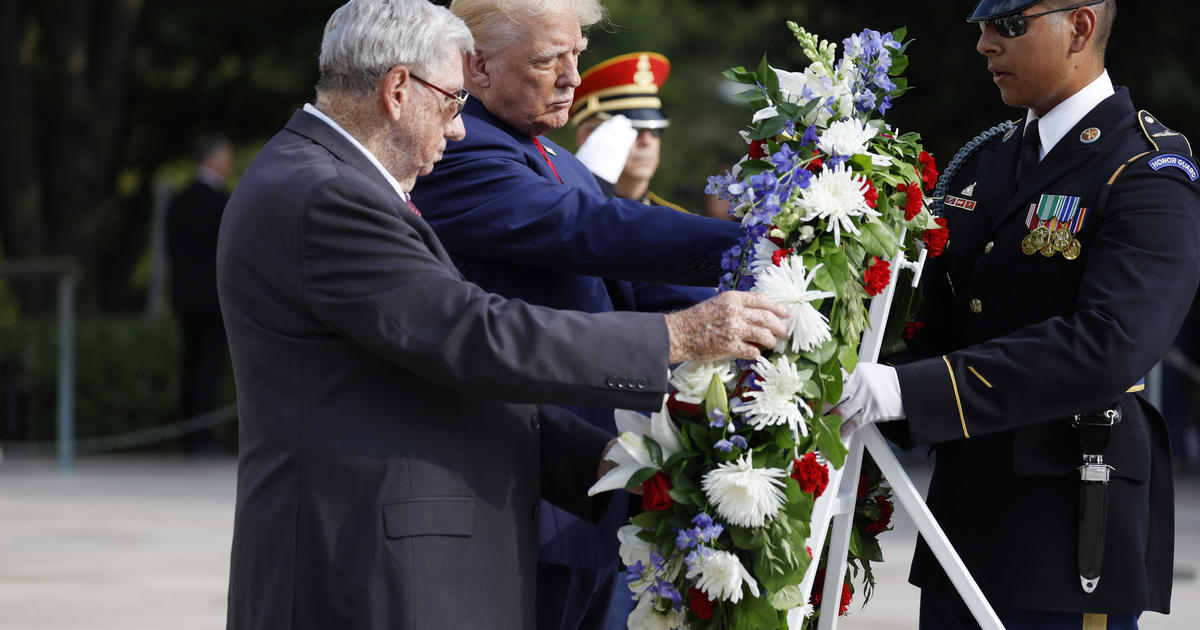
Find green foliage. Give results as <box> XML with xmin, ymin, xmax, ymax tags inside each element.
<box><xmin>0</xmin><ymin>315</ymin><xmax>235</xmax><ymax>450</ymax></box>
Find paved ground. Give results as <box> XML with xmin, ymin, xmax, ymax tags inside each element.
<box><xmin>0</xmin><ymin>455</ymin><xmax>1197</xmax><ymax>629</ymax></box>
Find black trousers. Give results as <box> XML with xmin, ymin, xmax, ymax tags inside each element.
<box><xmin>177</xmin><ymin>312</ymin><xmax>227</xmax><ymax>450</ymax></box>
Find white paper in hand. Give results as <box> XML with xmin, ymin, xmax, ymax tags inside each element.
<box><xmin>574</xmin><ymin>114</ymin><xmax>637</xmax><ymax>184</ymax></box>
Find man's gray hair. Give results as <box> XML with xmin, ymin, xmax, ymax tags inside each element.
<box><xmin>317</xmin><ymin>0</ymin><xmax>475</xmax><ymax>95</ymax></box>
<box><xmin>450</xmin><ymin>0</ymin><xmax>605</xmax><ymax>56</ymax></box>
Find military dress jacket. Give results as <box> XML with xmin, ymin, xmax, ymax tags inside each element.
<box><xmin>411</xmin><ymin>98</ymin><xmax>734</xmax><ymax>568</ymax></box>
<box><xmin>218</xmin><ymin>109</ymin><xmax>676</xmax><ymax>630</ymax></box>
<box><xmin>892</xmin><ymin>87</ymin><xmax>1199</xmax><ymax>614</ymax></box>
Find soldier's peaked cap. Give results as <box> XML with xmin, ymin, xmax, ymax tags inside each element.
<box><xmin>968</xmin><ymin>0</ymin><xmax>1045</xmax><ymax>21</ymax></box>
<box><xmin>570</xmin><ymin>52</ymin><xmax>670</xmax><ymax>129</ymax></box>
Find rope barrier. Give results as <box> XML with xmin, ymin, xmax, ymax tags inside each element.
<box><xmin>0</xmin><ymin>403</ymin><xmax>237</xmax><ymax>457</ymax></box>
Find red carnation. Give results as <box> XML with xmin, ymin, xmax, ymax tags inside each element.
<box><xmin>896</xmin><ymin>182</ymin><xmax>923</xmax><ymax>221</ymax></box>
<box><xmin>923</xmin><ymin>217</ymin><xmax>950</xmax><ymax>258</ymax></box>
<box><xmin>901</xmin><ymin>320</ymin><xmax>925</xmax><ymax>340</ymax></box>
<box><xmin>772</xmin><ymin>247</ymin><xmax>794</xmax><ymax>267</ymax></box>
<box><xmin>666</xmin><ymin>392</ymin><xmax>701</xmax><ymax>419</ymax></box>
<box><xmin>865</xmin><ymin>494</ymin><xmax>894</xmax><ymax>535</ymax></box>
<box><xmin>791</xmin><ymin>452</ymin><xmax>829</xmax><ymax>498</ymax></box>
<box><xmin>918</xmin><ymin>150</ymin><xmax>939</xmax><ymax>191</ymax></box>
<box><xmin>807</xmin><ymin>149</ymin><xmax>824</xmax><ymax>173</ymax></box>
<box><xmin>863</xmin><ymin>256</ymin><xmax>890</xmax><ymax>296</ymax></box>
<box><xmin>809</xmin><ymin>569</ymin><xmax>853</xmax><ymax>616</ymax></box>
<box><xmin>642</xmin><ymin>472</ymin><xmax>675</xmax><ymax>512</ymax></box>
<box><xmin>857</xmin><ymin>475</ymin><xmax>873</xmax><ymax>499</ymax></box>
<box><xmin>749</xmin><ymin>140</ymin><xmax>769</xmax><ymax>160</ymax></box>
<box><xmin>863</xmin><ymin>179</ymin><xmax>879</xmax><ymax>209</ymax></box>
<box><xmin>689</xmin><ymin>587</ymin><xmax>714</xmax><ymax>619</ymax></box>
<box><xmin>807</xmin><ymin>546</ymin><xmax>813</xmax><ymax>560</ymax></box>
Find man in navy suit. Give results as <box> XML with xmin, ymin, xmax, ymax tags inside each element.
<box><xmin>410</xmin><ymin>2</ymin><xmax>743</xmax><ymax>628</ymax></box>
<box><xmin>836</xmin><ymin>1</ymin><xmax>1199</xmax><ymax>628</ymax></box>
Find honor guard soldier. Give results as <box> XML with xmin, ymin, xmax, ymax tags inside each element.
<box><xmin>570</xmin><ymin>52</ymin><xmax>688</xmax><ymax>212</ymax></box>
<box><xmin>834</xmin><ymin>1</ymin><xmax>1198</xmax><ymax>628</ymax></box>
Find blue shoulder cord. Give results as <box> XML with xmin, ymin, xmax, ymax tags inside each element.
<box><xmin>931</xmin><ymin>120</ymin><xmax>1017</xmax><ymax>205</ymax></box>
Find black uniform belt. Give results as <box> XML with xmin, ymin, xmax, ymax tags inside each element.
<box><xmin>1073</xmin><ymin>404</ymin><xmax>1122</xmax><ymax>594</ymax></box>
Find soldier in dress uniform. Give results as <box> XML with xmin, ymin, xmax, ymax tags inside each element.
<box><xmin>570</xmin><ymin>52</ymin><xmax>688</xmax><ymax>212</ymax></box>
<box><xmin>834</xmin><ymin>1</ymin><xmax>1199</xmax><ymax>628</ymax></box>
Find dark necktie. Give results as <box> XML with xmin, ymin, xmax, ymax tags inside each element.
<box><xmin>531</xmin><ymin>137</ymin><xmax>563</xmax><ymax>184</ymax></box>
<box><xmin>1017</xmin><ymin>118</ymin><xmax>1041</xmax><ymax>181</ymax></box>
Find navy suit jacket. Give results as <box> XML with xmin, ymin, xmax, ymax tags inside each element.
<box><xmin>412</xmin><ymin>99</ymin><xmax>740</xmax><ymax>567</ymax></box>
<box><xmin>892</xmin><ymin>88</ymin><xmax>1196</xmax><ymax>613</ymax></box>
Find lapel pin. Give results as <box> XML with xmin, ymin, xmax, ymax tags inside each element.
<box><xmin>1002</xmin><ymin>126</ymin><xmax>1017</xmax><ymax>142</ymax></box>
<box><xmin>961</xmin><ymin>182</ymin><xmax>977</xmax><ymax>197</ymax></box>
<box><xmin>1080</xmin><ymin>128</ymin><xmax>1101</xmax><ymax>144</ymax></box>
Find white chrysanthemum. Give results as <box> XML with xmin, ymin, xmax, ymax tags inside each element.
<box><xmin>818</xmin><ymin>118</ymin><xmax>875</xmax><ymax>157</ymax></box>
<box><xmin>796</xmin><ymin>163</ymin><xmax>882</xmax><ymax>246</ymax></box>
<box><xmin>669</xmin><ymin>359</ymin><xmax>735</xmax><ymax>405</ymax></box>
<box><xmin>732</xmin><ymin>355</ymin><xmax>812</xmax><ymax>437</ymax></box>
<box><xmin>751</xmin><ymin>257</ymin><xmax>834</xmax><ymax>353</ymax></box>
<box><xmin>588</xmin><ymin>398</ymin><xmax>683</xmax><ymax>496</ymax></box>
<box><xmin>685</xmin><ymin>548</ymin><xmax>762</xmax><ymax>604</ymax></box>
<box><xmin>702</xmin><ymin>453</ymin><xmax>788</xmax><ymax>528</ymax></box>
<box><xmin>786</xmin><ymin>604</ymin><xmax>816</xmax><ymax>627</ymax></box>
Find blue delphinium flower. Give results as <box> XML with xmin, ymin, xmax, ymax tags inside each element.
<box><xmin>625</xmin><ymin>561</ymin><xmax>646</xmax><ymax>582</ymax></box>
<box><xmin>730</xmin><ymin>435</ymin><xmax>748</xmax><ymax>450</ymax></box>
<box><xmin>708</xmin><ymin>408</ymin><xmax>726</xmax><ymax>428</ymax></box>
<box><xmin>801</xmin><ymin>124</ymin><xmax>820</xmax><ymax>146</ymax></box>
<box><xmin>714</xmin><ymin>439</ymin><xmax>734</xmax><ymax>453</ymax></box>
<box><xmin>658</xmin><ymin>581</ymin><xmax>683</xmax><ymax>604</ymax></box>
<box><xmin>692</xmin><ymin>513</ymin><xmax>714</xmax><ymax>529</ymax></box>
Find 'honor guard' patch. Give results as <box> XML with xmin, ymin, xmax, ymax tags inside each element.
<box><xmin>1149</xmin><ymin>154</ymin><xmax>1199</xmax><ymax>181</ymax></box>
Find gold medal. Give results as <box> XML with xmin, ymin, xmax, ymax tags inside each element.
<box><xmin>1040</xmin><ymin>243</ymin><xmax>1055</xmax><ymax>257</ymax></box>
<box><xmin>1051</xmin><ymin>226</ymin><xmax>1072</xmax><ymax>252</ymax></box>
<box><xmin>1063</xmin><ymin>238</ymin><xmax>1082</xmax><ymax>260</ymax></box>
<box><xmin>1021</xmin><ymin>234</ymin><xmax>1038</xmax><ymax>255</ymax></box>
<box><xmin>1030</xmin><ymin>225</ymin><xmax>1051</xmax><ymax>250</ymax></box>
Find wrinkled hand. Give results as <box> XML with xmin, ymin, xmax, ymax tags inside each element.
<box><xmin>665</xmin><ymin>291</ymin><xmax>789</xmax><ymax>362</ymax></box>
<box><xmin>832</xmin><ymin>363</ymin><xmax>906</xmax><ymax>439</ymax></box>
<box><xmin>598</xmin><ymin>438</ymin><xmax>642</xmax><ymax>495</ymax></box>
<box><xmin>574</xmin><ymin>115</ymin><xmax>637</xmax><ymax>184</ymax></box>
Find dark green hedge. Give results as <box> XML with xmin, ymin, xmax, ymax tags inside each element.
<box><xmin>0</xmin><ymin>315</ymin><xmax>235</xmax><ymax>451</ymax></box>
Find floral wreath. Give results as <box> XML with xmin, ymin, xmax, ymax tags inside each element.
<box><xmin>590</xmin><ymin>23</ymin><xmax>946</xmax><ymax>630</ymax></box>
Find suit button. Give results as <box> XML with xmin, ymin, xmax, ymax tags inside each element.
<box><xmin>969</xmin><ymin>298</ymin><xmax>983</xmax><ymax>314</ymax></box>
<box><xmin>636</xmin><ymin>377</ymin><xmax>649</xmax><ymax>390</ymax></box>
<box><xmin>984</xmin><ymin>241</ymin><xmax>994</xmax><ymax>254</ymax></box>
<box><xmin>606</xmin><ymin>376</ymin><xmax>618</xmax><ymax>388</ymax></box>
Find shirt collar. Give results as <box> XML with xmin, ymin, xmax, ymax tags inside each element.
<box><xmin>302</xmin><ymin>103</ymin><xmax>408</xmax><ymax>201</ymax></box>
<box><xmin>1025</xmin><ymin>70</ymin><xmax>1114</xmax><ymax>159</ymax></box>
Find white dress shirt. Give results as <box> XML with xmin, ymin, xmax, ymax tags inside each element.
<box><xmin>1025</xmin><ymin>70</ymin><xmax>1115</xmax><ymax>161</ymax></box>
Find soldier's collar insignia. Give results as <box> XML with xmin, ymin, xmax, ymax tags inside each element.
<box><xmin>961</xmin><ymin>182</ymin><xmax>976</xmax><ymax>197</ymax></box>
<box><xmin>1080</xmin><ymin>128</ymin><xmax>1101</xmax><ymax>144</ymax></box>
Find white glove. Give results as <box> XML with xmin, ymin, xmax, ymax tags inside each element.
<box><xmin>834</xmin><ymin>363</ymin><xmax>905</xmax><ymax>439</ymax></box>
<box><xmin>574</xmin><ymin>114</ymin><xmax>637</xmax><ymax>184</ymax></box>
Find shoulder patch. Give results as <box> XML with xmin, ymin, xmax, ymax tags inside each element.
<box><xmin>1148</xmin><ymin>153</ymin><xmax>1199</xmax><ymax>181</ymax></box>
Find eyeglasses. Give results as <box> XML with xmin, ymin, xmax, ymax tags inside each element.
<box><xmin>975</xmin><ymin>0</ymin><xmax>1105</xmax><ymax>38</ymax></box>
<box><xmin>411</xmin><ymin>74</ymin><xmax>469</xmax><ymax>118</ymax></box>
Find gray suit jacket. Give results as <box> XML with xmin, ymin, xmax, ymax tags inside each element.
<box><xmin>217</xmin><ymin>109</ymin><xmax>670</xmax><ymax>630</ymax></box>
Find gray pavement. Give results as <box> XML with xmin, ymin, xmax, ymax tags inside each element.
<box><xmin>0</xmin><ymin>455</ymin><xmax>1196</xmax><ymax>629</ymax></box>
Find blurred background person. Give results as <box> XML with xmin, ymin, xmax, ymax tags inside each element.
<box><xmin>166</xmin><ymin>135</ymin><xmax>234</xmax><ymax>455</ymax></box>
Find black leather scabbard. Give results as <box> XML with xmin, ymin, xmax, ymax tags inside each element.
<box><xmin>1074</xmin><ymin>406</ymin><xmax>1120</xmax><ymax>594</ymax></box>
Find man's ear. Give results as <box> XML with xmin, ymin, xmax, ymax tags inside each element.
<box><xmin>381</xmin><ymin>65</ymin><xmax>410</xmax><ymax>121</ymax></box>
<box><xmin>465</xmin><ymin>51</ymin><xmax>492</xmax><ymax>89</ymax></box>
<box><xmin>1068</xmin><ymin>7</ymin><xmax>1098</xmax><ymax>54</ymax></box>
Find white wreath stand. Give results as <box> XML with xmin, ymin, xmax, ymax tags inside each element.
<box><xmin>789</xmin><ymin>232</ymin><xmax>1005</xmax><ymax>630</ymax></box>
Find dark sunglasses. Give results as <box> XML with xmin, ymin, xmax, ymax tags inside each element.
<box><xmin>411</xmin><ymin>74</ymin><xmax>469</xmax><ymax>118</ymax></box>
<box><xmin>976</xmin><ymin>0</ymin><xmax>1105</xmax><ymax>38</ymax></box>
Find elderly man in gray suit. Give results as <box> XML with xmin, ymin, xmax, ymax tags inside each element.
<box><xmin>217</xmin><ymin>1</ymin><xmax>786</xmax><ymax>629</ymax></box>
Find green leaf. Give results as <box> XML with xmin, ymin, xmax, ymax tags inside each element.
<box><xmin>838</xmin><ymin>342</ymin><xmax>860</xmax><ymax>374</ymax></box>
<box><xmin>667</xmin><ymin>485</ymin><xmax>695</xmax><ymax>506</ymax></box>
<box><xmin>890</xmin><ymin>26</ymin><xmax>908</xmax><ymax>42</ymax></box>
<box><xmin>729</xmin><ymin>525</ymin><xmax>765</xmax><ymax>550</ymax></box>
<box><xmin>739</xmin><ymin>593</ymin><xmax>783</xmax><ymax>630</ymax></box>
<box><xmin>626</xmin><ymin>466</ymin><xmax>659</xmax><ymax>490</ymax></box>
<box><xmin>819</xmin><ymin>358</ymin><xmax>843</xmax><ymax>407</ymax></box>
<box><xmin>814</xmin><ymin>413</ymin><xmax>849</xmax><ymax>469</ymax></box>
<box><xmin>663</xmin><ymin>450</ymin><xmax>701</xmax><ymax>471</ymax></box>
<box><xmin>738</xmin><ymin>158</ymin><xmax>774</xmax><ymax>177</ymax></box>
<box><xmin>889</xmin><ymin>54</ymin><xmax>910</xmax><ymax>77</ymax></box>
<box><xmin>630</xmin><ymin>509</ymin><xmax>665</xmax><ymax>530</ymax></box>
<box><xmin>802</xmin><ymin>338</ymin><xmax>837</xmax><ymax>364</ymax></box>
<box><xmin>860</xmin><ymin>219</ymin><xmax>898</xmax><ymax>259</ymax></box>
<box><xmin>734</xmin><ymin>88</ymin><xmax>766</xmax><ymax>104</ymax></box>
<box><xmin>850</xmin><ymin>524</ymin><xmax>864</xmax><ymax>557</ymax></box>
<box><xmin>643</xmin><ymin>435</ymin><xmax>663</xmax><ymax>468</ymax></box>
<box><xmin>757</xmin><ymin>54</ymin><xmax>779</xmax><ymax>93</ymax></box>
<box><xmin>750</xmin><ymin>116</ymin><xmax>787</xmax><ymax>140</ymax></box>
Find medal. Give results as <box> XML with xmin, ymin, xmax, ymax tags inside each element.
<box><xmin>1050</xmin><ymin>226</ymin><xmax>1072</xmax><ymax>252</ymax></box>
<box><xmin>1039</xmin><ymin>243</ymin><xmax>1055</xmax><ymax>257</ymax></box>
<box><xmin>1063</xmin><ymin>238</ymin><xmax>1082</xmax><ymax>260</ymax></box>
<box><xmin>1021</xmin><ymin>234</ymin><xmax>1038</xmax><ymax>255</ymax></box>
<box><xmin>1029</xmin><ymin>225</ymin><xmax>1051</xmax><ymax>250</ymax></box>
